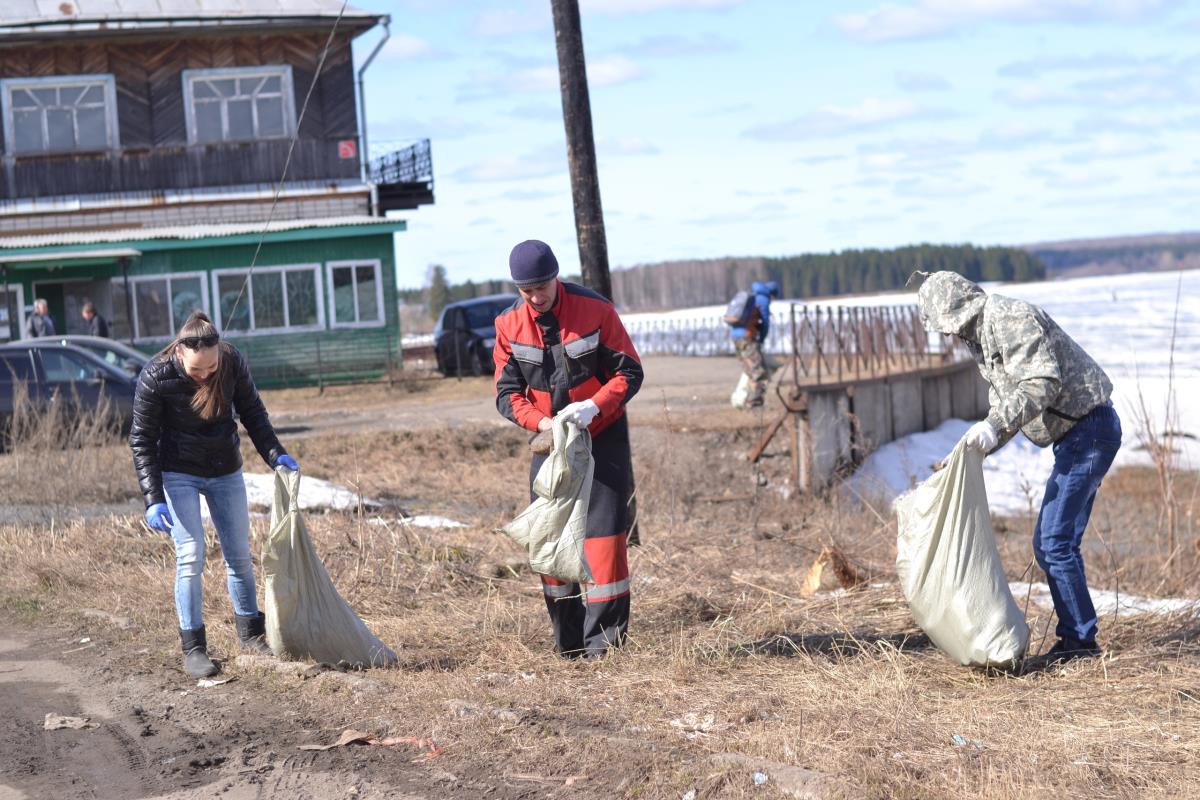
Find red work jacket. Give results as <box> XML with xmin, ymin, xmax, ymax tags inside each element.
<box><xmin>493</xmin><ymin>281</ymin><xmax>643</xmax><ymax>436</ymax></box>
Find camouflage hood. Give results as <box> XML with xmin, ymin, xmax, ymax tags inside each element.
<box><xmin>914</xmin><ymin>271</ymin><xmax>987</xmax><ymax>341</ymax></box>
<box><xmin>910</xmin><ymin>269</ymin><xmax>1113</xmax><ymax>448</ymax></box>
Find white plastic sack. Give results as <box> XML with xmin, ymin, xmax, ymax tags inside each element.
<box><xmin>730</xmin><ymin>373</ymin><xmax>752</xmax><ymax>409</ymax></box>
<box><xmin>730</xmin><ymin>356</ymin><xmax>781</xmax><ymax>409</ymax></box>
<box><xmin>262</xmin><ymin>468</ymin><xmax>397</xmax><ymax>668</ymax></box>
<box><xmin>501</xmin><ymin>416</ymin><xmax>594</xmax><ymax>584</ymax></box>
<box><xmin>895</xmin><ymin>441</ymin><xmax>1029</xmax><ymax>668</ymax></box>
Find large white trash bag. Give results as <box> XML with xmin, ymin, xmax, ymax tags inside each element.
<box><xmin>501</xmin><ymin>416</ymin><xmax>594</xmax><ymax>584</ymax></box>
<box><xmin>895</xmin><ymin>441</ymin><xmax>1029</xmax><ymax>668</ymax></box>
<box><xmin>730</xmin><ymin>373</ymin><xmax>752</xmax><ymax>409</ymax></box>
<box><xmin>262</xmin><ymin>468</ymin><xmax>397</xmax><ymax>668</ymax></box>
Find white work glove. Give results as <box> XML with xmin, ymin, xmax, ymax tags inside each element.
<box><xmin>964</xmin><ymin>420</ymin><xmax>999</xmax><ymax>453</ymax></box>
<box><xmin>557</xmin><ymin>399</ymin><xmax>600</xmax><ymax>428</ymax></box>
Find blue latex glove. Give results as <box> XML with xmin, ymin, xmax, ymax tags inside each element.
<box><xmin>145</xmin><ymin>502</ymin><xmax>174</xmax><ymax>533</ymax></box>
<box><xmin>275</xmin><ymin>454</ymin><xmax>299</xmax><ymax>471</ymax></box>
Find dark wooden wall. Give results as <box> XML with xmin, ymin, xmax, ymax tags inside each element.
<box><xmin>0</xmin><ymin>32</ymin><xmax>362</xmax><ymax>198</ymax></box>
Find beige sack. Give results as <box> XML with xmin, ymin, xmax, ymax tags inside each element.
<box><xmin>262</xmin><ymin>468</ymin><xmax>397</xmax><ymax>668</ymax></box>
<box><xmin>501</xmin><ymin>416</ymin><xmax>594</xmax><ymax>584</ymax></box>
<box><xmin>895</xmin><ymin>441</ymin><xmax>1029</xmax><ymax>669</ymax></box>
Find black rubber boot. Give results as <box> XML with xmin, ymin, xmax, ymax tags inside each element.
<box><xmin>180</xmin><ymin>626</ymin><xmax>218</xmax><ymax>679</ymax></box>
<box><xmin>235</xmin><ymin>612</ymin><xmax>272</xmax><ymax>656</ymax></box>
<box><xmin>1024</xmin><ymin>637</ymin><xmax>1101</xmax><ymax>673</ymax></box>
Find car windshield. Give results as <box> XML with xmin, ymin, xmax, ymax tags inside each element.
<box><xmin>463</xmin><ymin>301</ymin><xmax>510</xmax><ymax>330</ymax></box>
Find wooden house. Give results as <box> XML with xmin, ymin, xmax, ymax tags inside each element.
<box><xmin>0</xmin><ymin>1</ymin><xmax>433</xmax><ymax>386</ymax></box>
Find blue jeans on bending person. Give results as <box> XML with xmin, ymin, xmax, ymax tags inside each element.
<box><xmin>163</xmin><ymin>470</ymin><xmax>258</xmax><ymax>632</ymax></box>
<box><xmin>1033</xmin><ymin>403</ymin><xmax>1122</xmax><ymax>643</ymax></box>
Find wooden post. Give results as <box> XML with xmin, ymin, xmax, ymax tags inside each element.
<box><xmin>1</xmin><ymin>265</ymin><xmax>12</xmax><ymax>341</ymax></box>
<box><xmin>316</xmin><ymin>336</ymin><xmax>325</xmax><ymax>395</ymax></box>
<box><xmin>119</xmin><ymin>257</ymin><xmax>135</xmax><ymax>346</ymax></box>
<box><xmin>551</xmin><ymin>0</ymin><xmax>612</xmax><ymax>300</ymax></box>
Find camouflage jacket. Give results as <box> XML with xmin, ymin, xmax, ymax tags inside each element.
<box><xmin>916</xmin><ymin>271</ymin><xmax>1112</xmax><ymax>447</ymax></box>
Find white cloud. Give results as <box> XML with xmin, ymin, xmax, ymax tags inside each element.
<box><xmin>381</xmin><ymin>33</ymin><xmax>447</xmax><ymax>61</ymax></box>
<box><xmin>453</xmin><ymin>143</ymin><xmax>567</xmax><ymax>183</ymax></box>
<box><xmin>458</xmin><ymin>56</ymin><xmax>645</xmax><ymax>101</ymax></box>
<box><xmin>597</xmin><ymin>136</ymin><xmax>660</xmax><ymax>156</ymax></box>
<box><xmin>587</xmin><ymin>56</ymin><xmax>648</xmax><ymax>86</ymax></box>
<box><xmin>471</xmin><ymin>8</ymin><xmax>550</xmax><ymax>38</ymax></box>
<box><xmin>743</xmin><ymin>97</ymin><xmax>934</xmax><ymax>140</ymax></box>
<box><xmin>894</xmin><ymin>70</ymin><xmax>951</xmax><ymax>92</ymax></box>
<box><xmin>834</xmin><ymin>0</ymin><xmax>1179</xmax><ymax>43</ymax></box>
<box><xmin>616</xmin><ymin>32</ymin><xmax>738</xmax><ymax>58</ymax></box>
<box><xmin>1062</xmin><ymin>134</ymin><xmax>1164</xmax><ymax>163</ymax></box>
<box><xmin>582</xmin><ymin>0</ymin><xmax>744</xmax><ymax>14</ymax></box>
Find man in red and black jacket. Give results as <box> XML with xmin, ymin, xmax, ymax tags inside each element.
<box><xmin>494</xmin><ymin>239</ymin><xmax>643</xmax><ymax>658</ymax></box>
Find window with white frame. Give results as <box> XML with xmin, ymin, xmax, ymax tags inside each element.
<box><xmin>0</xmin><ymin>75</ymin><xmax>119</xmax><ymax>155</ymax></box>
<box><xmin>327</xmin><ymin>261</ymin><xmax>384</xmax><ymax>328</ymax></box>
<box><xmin>111</xmin><ymin>273</ymin><xmax>209</xmax><ymax>342</ymax></box>
<box><xmin>0</xmin><ymin>284</ymin><xmax>25</xmax><ymax>342</ymax></box>
<box><xmin>213</xmin><ymin>265</ymin><xmax>322</xmax><ymax>335</ymax></box>
<box><xmin>182</xmin><ymin>66</ymin><xmax>295</xmax><ymax>145</ymax></box>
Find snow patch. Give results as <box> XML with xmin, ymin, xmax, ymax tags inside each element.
<box><xmin>367</xmin><ymin>515</ymin><xmax>468</xmax><ymax>529</ymax></box>
<box><xmin>847</xmin><ymin>419</ymin><xmax>1052</xmax><ymax>517</ymax></box>
<box><xmin>1011</xmin><ymin>581</ymin><xmax>1200</xmax><ymax>617</ymax></box>
<box><xmin>243</xmin><ymin>472</ymin><xmax>379</xmax><ymax>511</ymax></box>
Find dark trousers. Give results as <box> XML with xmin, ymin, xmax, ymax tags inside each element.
<box><xmin>532</xmin><ymin>415</ymin><xmax>631</xmax><ymax>658</ymax></box>
<box><xmin>1033</xmin><ymin>403</ymin><xmax>1121</xmax><ymax>642</ymax></box>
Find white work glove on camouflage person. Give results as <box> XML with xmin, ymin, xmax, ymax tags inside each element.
<box><xmin>965</xmin><ymin>420</ymin><xmax>999</xmax><ymax>453</ymax></box>
<box><xmin>558</xmin><ymin>399</ymin><xmax>600</xmax><ymax>428</ymax></box>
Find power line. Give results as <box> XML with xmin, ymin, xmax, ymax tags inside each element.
<box><xmin>223</xmin><ymin>0</ymin><xmax>350</xmax><ymax>330</ymax></box>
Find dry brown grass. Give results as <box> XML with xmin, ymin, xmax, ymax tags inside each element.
<box><xmin>2</xmin><ymin>415</ymin><xmax>1199</xmax><ymax>798</ymax></box>
<box><xmin>0</xmin><ymin>384</ymin><xmax>136</xmax><ymax>505</ymax></box>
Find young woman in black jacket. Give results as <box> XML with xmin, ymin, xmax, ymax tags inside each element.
<box><xmin>129</xmin><ymin>311</ymin><xmax>299</xmax><ymax>678</ymax></box>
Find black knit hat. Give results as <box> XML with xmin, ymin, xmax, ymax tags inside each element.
<box><xmin>509</xmin><ymin>240</ymin><xmax>559</xmax><ymax>288</ymax></box>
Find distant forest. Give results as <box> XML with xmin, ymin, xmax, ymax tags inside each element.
<box><xmin>400</xmin><ymin>243</ymin><xmax>1046</xmax><ymax>314</ymax></box>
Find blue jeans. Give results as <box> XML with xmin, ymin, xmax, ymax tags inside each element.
<box><xmin>162</xmin><ymin>470</ymin><xmax>258</xmax><ymax>632</ymax></box>
<box><xmin>1033</xmin><ymin>403</ymin><xmax>1122</xmax><ymax>642</ymax></box>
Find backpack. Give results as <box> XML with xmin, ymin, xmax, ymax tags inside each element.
<box><xmin>723</xmin><ymin>291</ymin><xmax>757</xmax><ymax>327</ymax></box>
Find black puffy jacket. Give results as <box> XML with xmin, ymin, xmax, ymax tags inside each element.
<box><xmin>130</xmin><ymin>345</ymin><xmax>285</xmax><ymax>507</ymax></box>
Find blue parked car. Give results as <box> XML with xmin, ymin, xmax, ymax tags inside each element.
<box><xmin>433</xmin><ymin>294</ymin><xmax>518</xmax><ymax>377</ymax></box>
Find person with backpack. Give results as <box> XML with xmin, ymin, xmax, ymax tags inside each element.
<box><xmin>725</xmin><ymin>281</ymin><xmax>780</xmax><ymax>408</ymax></box>
<box><xmin>129</xmin><ymin>311</ymin><xmax>299</xmax><ymax>678</ymax></box>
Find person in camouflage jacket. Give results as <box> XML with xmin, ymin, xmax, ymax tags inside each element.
<box><xmin>915</xmin><ymin>271</ymin><xmax>1122</xmax><ymax>670</ymax></box>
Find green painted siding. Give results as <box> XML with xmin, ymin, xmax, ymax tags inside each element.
<box><xmin>1</xmin><ymin>228</ymin><xmax>401</xmax><ymax>388</ymax></box>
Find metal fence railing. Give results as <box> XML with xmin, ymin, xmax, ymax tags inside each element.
<box><xmin>625</xmin><ymin>303</ymin><xmax>969</xmax><ymax>385</ymax></box>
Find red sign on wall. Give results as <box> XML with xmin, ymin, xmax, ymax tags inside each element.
<box><xmin>337</xmin><ymin>139</ymin><xmax>357</xmax><ymax>160</ymax></box>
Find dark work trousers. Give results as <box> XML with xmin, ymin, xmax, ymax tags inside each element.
<box><xmin>531</xmin><ymin>414</ymin><xmax>632</xmax><ymax>658</ymax></box>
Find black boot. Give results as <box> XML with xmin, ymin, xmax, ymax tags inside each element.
<box><xmin>180</xmin><ymin>627</ymin><xmax>219</xmax><ymax>679</ymax></box>
<box><xmin>1024</xmin><ymin>637</ymin><xmax>1101</xmax><ymax>673</ymax></box>
<box><xmin>235</xmin><ymin>612</ymin><xmax>272</xmax><ymax>656</ymax></box>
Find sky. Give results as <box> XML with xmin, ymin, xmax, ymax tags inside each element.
<box><xmin>352</xmin><ymin>0</ymin><xmax>1200</xmax><ymax>288</ymax></box>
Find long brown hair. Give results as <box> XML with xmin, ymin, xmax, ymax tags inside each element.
<box><xmin>157</xmin><ymin>311</ymin><xmax>235</xmax><ymax>420</ymax></box>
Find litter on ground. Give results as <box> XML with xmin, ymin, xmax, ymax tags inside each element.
<box><xmin>44</xmin><ymin>713</ymin><xmax>97</xmax><ymax>730</ymax></box>
<box><xmin>367</xmin><ymin>515</ymin><xmax>467</xmax><ymax>529</ymax></box>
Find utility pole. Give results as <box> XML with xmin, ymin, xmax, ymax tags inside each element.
<box><xmin>550</xmin><ymin>0</ymin><xmax>612</xmax><ymax>301</ymax></box>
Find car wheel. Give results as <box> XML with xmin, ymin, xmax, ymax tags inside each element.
<box><xmin>467</xmin><ymin>343</ymin><xmax>484</xmax><ymax>377</ymax></box>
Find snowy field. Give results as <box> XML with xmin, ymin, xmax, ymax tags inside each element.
<box><xmin>628</xmin><ymin>270</ymin><xmax>1198</xmax><ymax>514</ymax></box>
<box><xmin>850</xmin><ymin>269</ymin><xmax>1198</xmax><ymax>514</ymax></box>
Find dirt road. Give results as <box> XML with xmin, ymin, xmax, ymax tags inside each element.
<box><xmin>0</xmin><ymin>619</ymin><xmax>489</xmax><ymax>800</ymax></box>
<box><xmin>263</xmin><ymin>355</ymin><xmax>753</xmax><ymax>438</ymax></box>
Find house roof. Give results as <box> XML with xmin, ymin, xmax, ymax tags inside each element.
<box><xmin>0</xmin><ymin>1</ymin><xmax>381</xmax><ymax>40</ymax></box>
<box><xmin>0</xmin><ymin>215</ymin><xmax>405</xmax><ymax>254</ymax></box>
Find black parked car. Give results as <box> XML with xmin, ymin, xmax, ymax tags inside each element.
<box><xmin>26</xmin><ymin>335</ymin><xmax>150</xmax><ymax>375</ymax></box>
<box><xmin>434</xmin><ymin>294</ymin><xmax>518</xmax><ymax>377</ymax></box>
<box><xmin>0</xmin><ymin>341</ymin><xmax>138</xmax><ymax>442</ymax></box>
